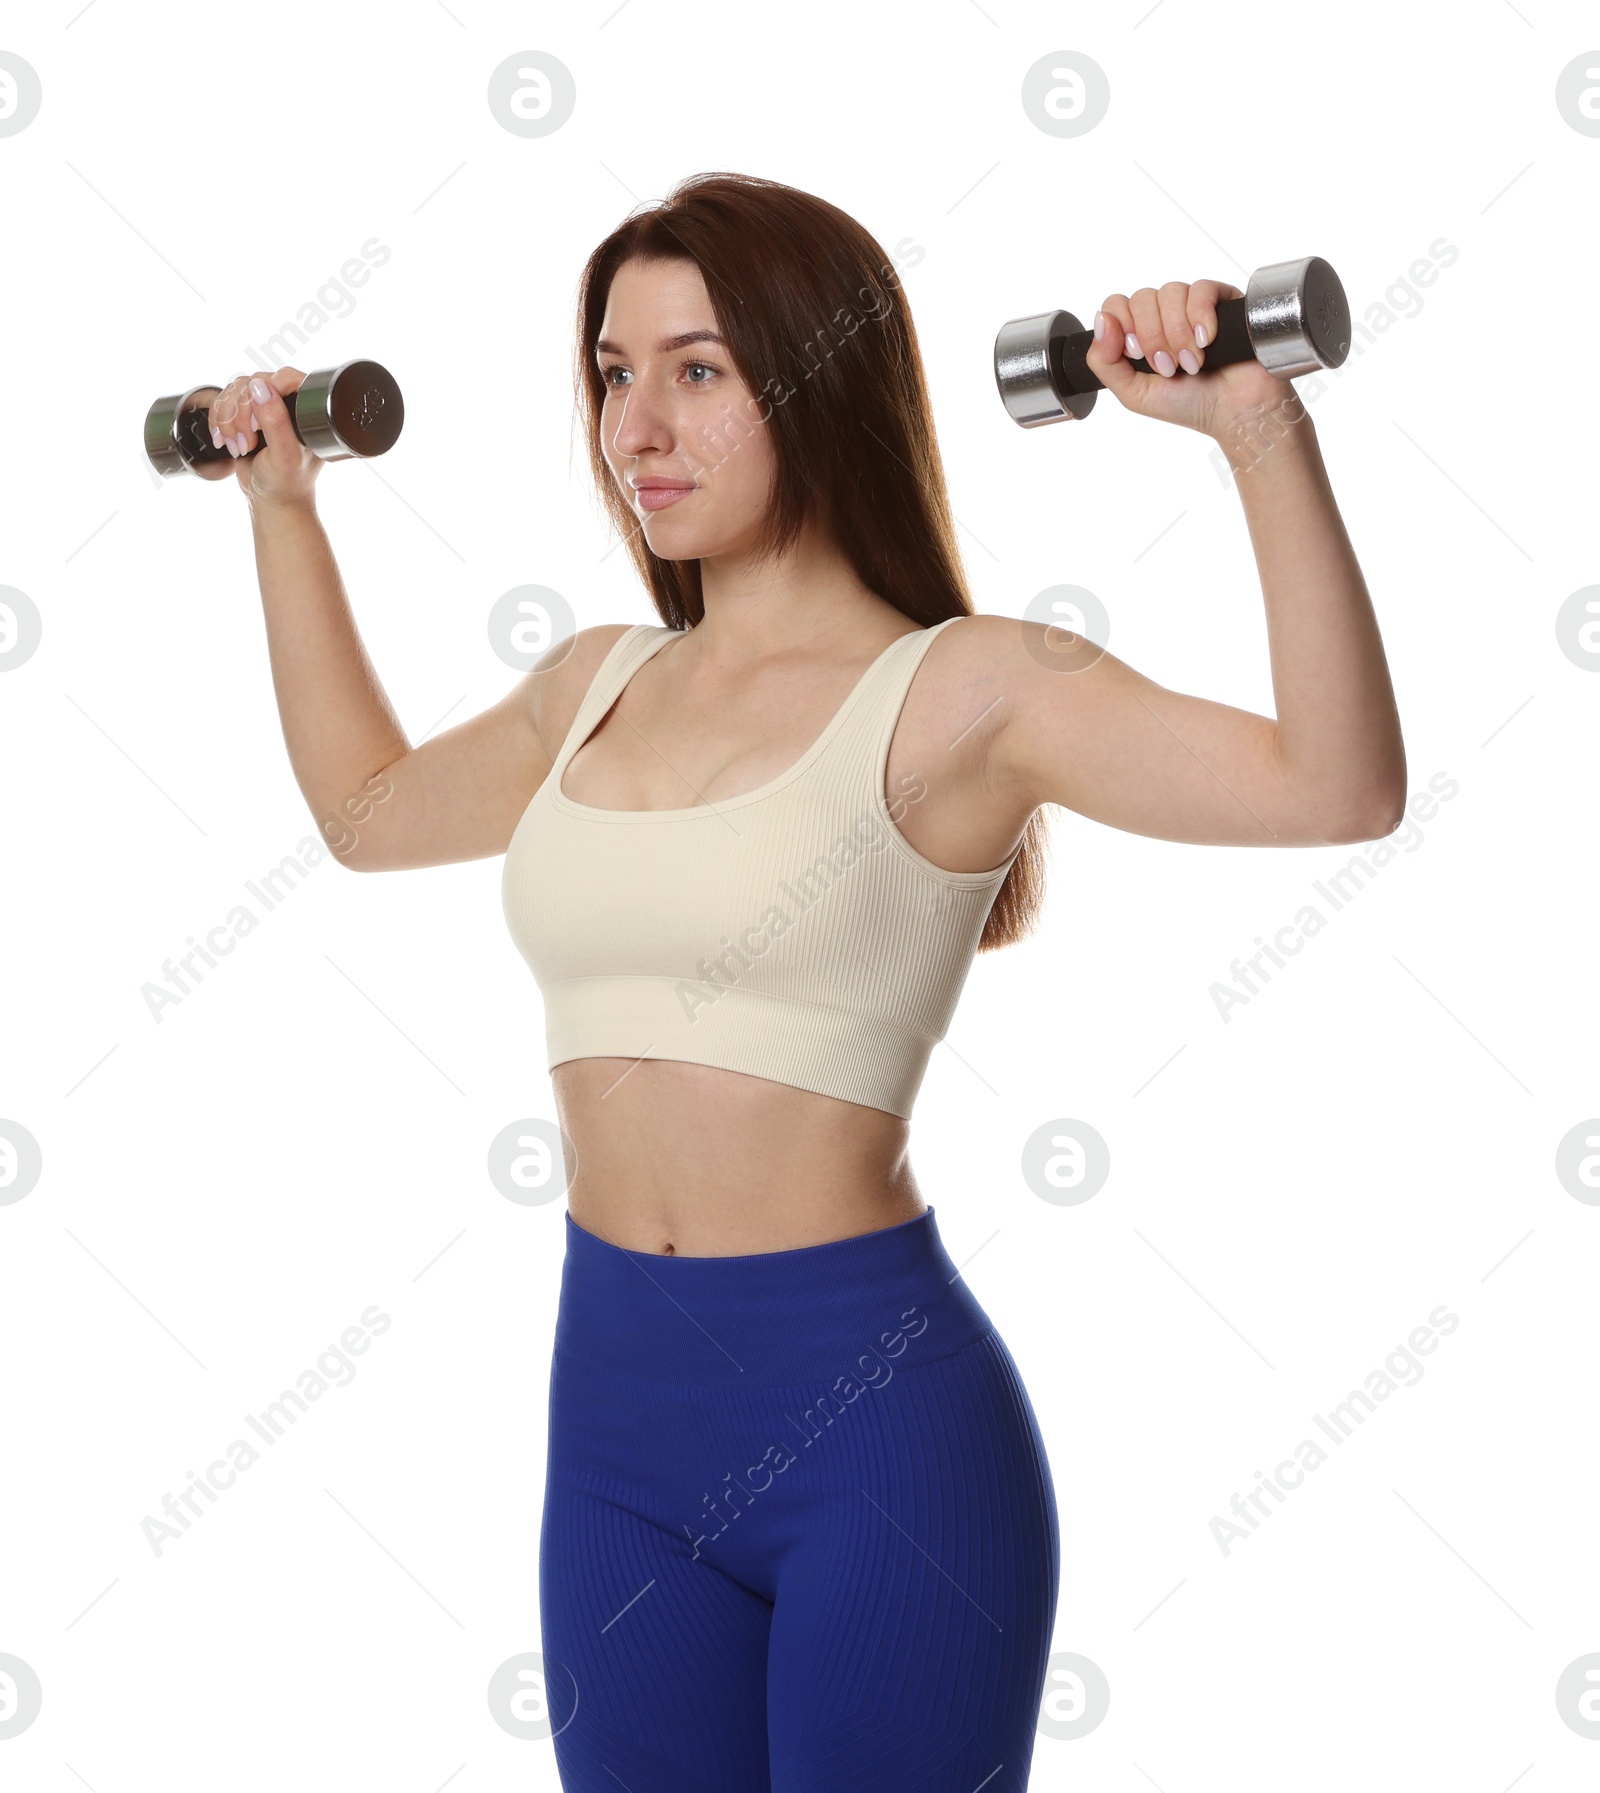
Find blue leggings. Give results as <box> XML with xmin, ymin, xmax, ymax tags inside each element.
<box><xmin>539</xmin><ymin>1205</ymin><xmax>1061</xmax><ymax>1790</ymax></box>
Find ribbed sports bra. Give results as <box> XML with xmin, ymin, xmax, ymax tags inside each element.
<box><xmin>501</xmin><ymin>616</ymin><xmax>1021</xmax><ymax>1119</ymax></box>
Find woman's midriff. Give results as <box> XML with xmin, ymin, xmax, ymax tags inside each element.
<box><xmin>551</xmin><ymin>1057</ymin><xmax>926</xmax><ymax>1257</ymax></box>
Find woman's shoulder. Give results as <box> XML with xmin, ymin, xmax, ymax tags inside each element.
<box><xmin>894</xmin><ymin>610</ymin><xmax>1063</xmax><ymax>755</ymax></box>
<box><xmin>526</xmin><ymin>621</ymin><xmax>662</xmax><ymax>760</ymax></box>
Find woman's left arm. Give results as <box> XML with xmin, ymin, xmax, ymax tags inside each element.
<box><xmin>988</xmin><ymin>278</ymin><xmax>1407</xmax><ymax>849</ymax></box>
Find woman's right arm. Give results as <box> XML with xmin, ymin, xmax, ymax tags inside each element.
<box><xmin>215</xmin><ymin>368</ymin><xmax>624</xmax><ymax>872</ymax></box>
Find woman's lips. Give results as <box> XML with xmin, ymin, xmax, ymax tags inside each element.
<box><xmin>635</xmin><ymin>484</ymin><xmax>695</xmax><ymax>511</ymax></box>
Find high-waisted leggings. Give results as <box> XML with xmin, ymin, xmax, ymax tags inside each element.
<box><xmin>539</xmin><ymin>1203</ymin><xmax>1061</xmax><ymax>1790</ymax></box>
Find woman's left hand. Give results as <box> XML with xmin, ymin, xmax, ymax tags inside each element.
<box><xmin>1083</xmin><ymin>280</ymin><xmax>1297</xmax><ymax>439</ymax></box>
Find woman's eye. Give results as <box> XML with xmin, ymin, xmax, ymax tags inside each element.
<box><xmin>600</xmin><ymin>361</ymin><xmax>718</xmax><ymax>389</ymax></box>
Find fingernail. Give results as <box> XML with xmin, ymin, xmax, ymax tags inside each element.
<box><xmin>235</xmin><ymin>434</ymin><xmax>249</xmax><ymax>454</ymax></box>
<box><xmin>249</xmin><ymin>377</ymin><xmax>273</xmax><ymax>404</ymax></box>
<box><xmin>1093</xmin><ymin>310</ymin><xmax>1104</xmax><ymax>341</ymax></box>
<box><xmin>211</xmin><ymin>427</ymin><xmax>222</xmax><ymax>448</ymax></box>
<box><xmin>1126</xmin><ymin>332</ymin><xmax>1142</xmax><ymax>359</ymax></box>
<box><xmin>1194</xmin><ymin>323</ymin><xmax>1209</xmax><ymax>348</ymax></box>
<box><xmin>1179</xmin><ymin>348</ymin><xmax>1200</xmax><ymax>375</ymax></box>
<box><xmin>1153</xmin><ymin>350</ymin><xmax>1176</xmax><ymax>377</ymax></box>
<box><xmin>250</xmin><ymin>411</ymin><xmax>259</xmax><ymax>431</ymax></box>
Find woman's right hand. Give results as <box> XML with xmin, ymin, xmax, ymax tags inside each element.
<box><xmin>206</xmin><ymin>368</ymin><xmax>322</xmax><ymax>508</ymax></box>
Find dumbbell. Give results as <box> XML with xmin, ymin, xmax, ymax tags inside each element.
<box><xmin>994</xmin><ymin>256</ymin><xmax>1351</xmax><ymax>427</ymax></box>
<box><xmin>143</xmin><ymin>358</ymin><xmax>404</xmax><ymax>479</ymax></box>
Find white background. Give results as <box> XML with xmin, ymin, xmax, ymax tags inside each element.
<box><xmin>0</xmin><ymin>2</ymin><xmax>1592</xmax><ymax>1788</ymax></box>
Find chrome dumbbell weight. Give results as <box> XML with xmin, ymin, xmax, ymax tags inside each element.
<box><xmin>143</xmin><ymin>358</ymin><xmax>405</xmax><ymax>479</ymax></box>
<box><xmin>994</xmin><ymin>256</ymin><xmax>1351</xmax><ymax>427</ymax></box>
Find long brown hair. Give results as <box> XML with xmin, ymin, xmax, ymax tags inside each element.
<box><xmin>571</xmin><ymin>170</ymin><xmax>1048</xmax><ymax>950</ymax></box>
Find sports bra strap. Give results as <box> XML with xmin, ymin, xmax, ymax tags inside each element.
<box><xmin>553</xmin><ymin>625</ymin><xmax>671</xmax><ymax>767</ymax></box>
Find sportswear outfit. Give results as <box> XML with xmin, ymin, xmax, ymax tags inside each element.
<box><xmin>502</xmin><ymin>618</ymin><xmax>1060</xmax><ymax>1789</ymax></box>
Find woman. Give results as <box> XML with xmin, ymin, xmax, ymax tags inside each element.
<box><xmin>209</xmin><ymin>171</ymin><xmax>1404</xmax><ymax>1791</ymax></box>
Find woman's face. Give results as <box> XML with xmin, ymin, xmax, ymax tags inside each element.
<box><xmin>595</xmin><ymin>256</ymin><xmax>777</xmax><ymax>561</ymax></box>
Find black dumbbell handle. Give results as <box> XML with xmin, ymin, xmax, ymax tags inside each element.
<box><xmin>1054</xmin><ymin>295</ymin><xmax>1255</xmax><ymax>396</ymax></box>
<box><xmin>183</xmin><ymin>383</ymin><xmax>304</xmax><ymax>465</ymax></box>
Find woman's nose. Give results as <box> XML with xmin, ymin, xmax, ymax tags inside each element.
<box><xmin>608</xmin><ymin>389</ymin><xmax>671</xmax><ymax>458</ymax></box>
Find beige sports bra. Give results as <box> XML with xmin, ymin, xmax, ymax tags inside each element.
<box><xmin>500</xmin><ymin>616</ymin><xmax>1021</xmax><ymax>1119</ymax></box>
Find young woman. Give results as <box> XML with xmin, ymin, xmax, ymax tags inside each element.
<box><xmin>209</xmin><ymin>172</ymin><xmax>1404</xmax><ymax>1791</ymax></box>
